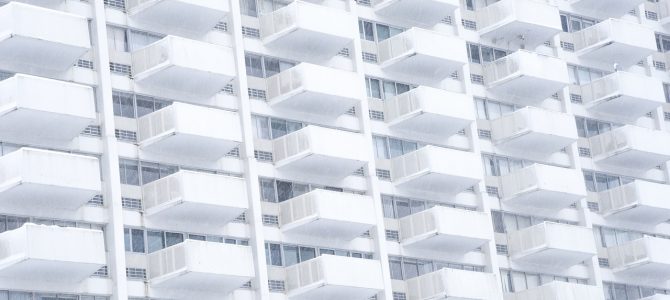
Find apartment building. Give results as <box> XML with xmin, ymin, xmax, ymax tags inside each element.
<box><xmin>0</xmin><ymin>0</ymin><xmax>669</xmax><ymax>299</ymax></box>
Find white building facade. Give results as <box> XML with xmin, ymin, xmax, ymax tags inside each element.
<box><xmin>0</xmin><ymin>0</ymin><xmax>669</xmax><ymax>299</ymax></box>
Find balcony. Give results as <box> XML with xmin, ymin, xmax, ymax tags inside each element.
<box><xmin>641</xmin><ymin>295</ymin><xmax>670</xmax><ymax>300</ymax></box>
<box><xmin>0</xmin><ymin>74</ymin><xmax>95</xmax><ymax>143</ymax></box>
<box><xmin>280</xmin><ymin>189</ymin><xmax>376</xmax><ymax>240</ymax></box>
<box><xmin>266</xmin><ymin>63</ymin><xmax>361</xmax><ymax>118</ymax></box>
<box><xmin>572</xmin><ymin>18</ymin><xmax>656</xmax><ymax>67</ymax></box>
<box><xmin>476</xmin><ymin>0</ymin><xmax>562</xmax><ymax>49</ymax></box>
<box><xmin>138</xmin><ymin>102</ymin><xmax>242</xmax><ymax>159</ymax></box>
<box><xmin>378</xmin><ymin>27</ymin><xmax>467</xmax><ymax>80</ymax></box>
<box><xmin>568</xmin><ymin>0</ymin><xmax>645</xmax><ymax>17</ymax></box>
<box><xmin>0</xmin><ymin>2</ymin><xmax>90</xmax><ymax>73</ymax></box>
<box><xmin>491</xmin><ymin>107</ymin><xmax>578</xmax><ymax>154</ymax></box>
<box><xmin>259</xmin><ymin>1</ymin><xmax>356</xmax><ymax>60</ymax></box>
<box><xmin>149</xmin><ymin>240</ymin><xmax>255</xmax><ymax>293</ymax></box>
<box><xmin>384</xmin><ymin>86</ymin><xmax>475</xmax><ymax>137</ymax></box>
<box><xmin>508</xmin><ymin>222</ymin><xmax>597</xmax><ymax>267</ymax></box>
<box><xmin>372</xmin><ymin>0</ymin><xmax>459</xmax><ymax>25</ymax></box>
<box><xmin>142</xmin><ymin>170</ymin><xmax>248</xmax><ymax>227</ymax></box>
<box><xmin>505</xmin><ymin>282</ymin><xmax>605</xmax><ymax>300</ymax></box>
<box><xmin>0</xmin><ymin>148</ymin><xmax>101</xmax><ymax>212</ymax></box>
<box><xmin>599</xmin><ymin>181</ymin><xmax>670</xmax><ymax>224</ymax></box>
<box><xmin>578</xmin><ymin>72</ymin><xmax>665</xmax><ymax>120</ymax></box>
<box><xmin>399</xmin><ymin>206</ymin><xmax>491</xmax><ymax>252</ymax></box>
<box><xmin>391</xmin><ymin>146</ymin><xmax>482</xmax><ymax>195</ymax></box>
<box><xmin>0</xmin><ymin>224</ymin><xmax>105</xmax><ymax>282</ymax></box>
<box><xmin>483</xmin><ymin>50</ymin><xmax>569</xmax><ymax>102</ymax></box>
<box><xmin>272</xmin><ymin>126</ymin><xmax>367</xmax><ymax>179</ymax></box>
<box><xmin>285</xmin><ymin>255</ymin><xmax>383</xmax><ymax>300</ymax></box>
<box><xmin>127</xmin><ymin>0</ymin><xmax>229</xmax><ymax>34</ymax></box>
<box><xmin>132</xmin><ymin>35</ymin><xmax>236</xmax><ymax>99</ymax></box>
<box><xmin>589</xmin><ymin>125</ymin><xmax>670</xmax><ymax>170</ymax></box>
<box><xmin>500</xmin><ymin>164</ymin><xmax>586</xmax><ymax>209</ymax></box>
<box><xmin>406</xmin><ymin>268</ymin><xmax>500</xmax><ymax>300</ymax></box>
<box><xmin>608</xmin><ymin>237</ymin><xmax>670</xmax><ymax>280</ymax></box>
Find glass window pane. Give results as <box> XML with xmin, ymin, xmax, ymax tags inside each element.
<box><xmin>403</xmin><ymin>260</ymin><xmax>419</xmax><ymax>279</ymax></box>
<box><xmin>488</xmin><ymin>102</ymin><xmax>502</xmax><ymax>119</ymax></box>
<box><xmin>131</xmin><ymin>229</ymin><xmax>145</xmax><ymax>253</ymax></box>
<box><xmin>481</xmin><ymin>46</ymin><xmax>494</xmax><ymax>62</ymax></box>
<box><xmin>245</xmin><ymin>54</ymin><xmax>263</xmax><ymax>77</ymax></box>
<box><xmin>383</xmin><ymin>81</ymin><xmax>397</xmax><ymax>100</ymax></box>
<box><xmin>511</xmin><ymin>272</ymin><xmax>527</xmax><ymax>292</ymax></box>
<box><xmin>299</xmin><ymin>246</ymin><xmax>316</xmax><ymax>262</ymax></box>
<box><xmin>389</xmin><ymin>138</ymin><xmax>404</xmax><ymax>158</ymax></box>
<box><xmin>468</xmin><ymin>44</ymin><xmax>481</xmax><ymax>64</ymax></box>
<box><xmin>165</xmin><ymin>232</ymin><xmax>183</xmax><ymax>248</ymax></box>
<box><xmin>382</xmin><ymin>195</ymin><xmax>395</xmax><ymax>218</ymax></box>
<box><xmin>141</xmin><ymin>162</ymin><xmax>160</xmax><ymax>184</ymax></box>
<box><xmin>368</xmin><ymin>78</ymin><xmax>381</xmax><ymax>99</ymax></box>
<box><xmin>259</xmin><ymin>178</ymin><xmax>276</xmax><ymax>202</ymax></box>
<box><xmin>147</xmin><ymin>230</ymin><xmax>164</xmax><ymax>253</ymax></box>
<box><xmin>271</xmin><ymin>119</ymin><xmax>287</xmax><ymax>139</ymax></box>
<box><xmin>292</xmin><ymin>183</ymin><xmax>309</xmax><ymax>198</ymax></box>
<box><xmin>253</xmin><ymin>116</ymin><xmax>271</xmax><ymax>140</ymax></box>
<box><xmin>395</xmin><ymin>198</ymin><xmax>411</xmax><ymax>218</ymax></box>
<box><xmin>276</xmin><ymin>181</ymin><xmax>293</xmax><ymax>202</ymax></box>
<box><xmin>475</xmin><ymin>99</ymin><xmax>487</xmax><ymax>119</ymax></box>
<box><xmin>264</xmin><ymin>57</ymin><xmax>281</xmax><ymax>77</ymax></box>
<box><xmin>389</xmin><ymin>258</ymin><xmax>403</xmax><ymax>279</ymax></box>
<box><xmin>373</xmin><ymin>136</ymin><xmax>389</xmax><ymax>159</ymax></box>
<box><xmin>283</xmin><ymin>245</ymin><xmax>299</xmax><ymax>266</ymax></box>
<box><xmin>376</xmin><ymin>24</ymin><xmax>390</xmax><ymax>41</ymax></box>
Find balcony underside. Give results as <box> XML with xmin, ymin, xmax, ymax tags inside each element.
<box><xmin>513</xmin><ymin>248</ymin><xmax>594</xmax><ymax>267</ymax></box>
<box><xmin>403</xmin><ymin>233</ymin><xmax>488</xmax><ymax>253</ymax></box>
<box><xmin>146</xmin><ymin>201</ymin><xmax>246</xmax><ymax>228</ymax></box>
<box><xmin>587</xmin><ymin>95</ymin><xmax>662</xmax><ymax>119</ymax></box>
<box><xmin>504</xmin><ymin>189</ymin><xmax>583</xmax><ymax>209</ymax></box>
<box><xmin>0</xmin><ymin>107</ymin><xmax>93</xmax><ymax>143</ymax></box>
<box><xmin>480</xmin><ymin>21</ymin><xmax>559</xmax><ymax>49</ymax></box>
<box><xmin>151</xmin><ymin>271</ymin><xmax>250</xmax><ymax>293</ymax></box>
<box><xmin>0</xmin><ymin>181</ymin><xmax>99</xmax><ymax>212</ymax></box>
<box><xmin>276</xmin><ymin>154</ymin><xmax>364</xmax><ymax>178</ymax></box>
<box><xmin>0</xmin><ymin>257</ymin><xmax>101</xmax><ymax>283</ymax></box>
<box><xmin>130</xmin><ymin>1</ymin><xmax>227</xmax><ymax>34</ymax></box>
<box><xmin>595</xmin><ymin>149</ymin><xmax>670</xmax><ymax>170</ymax></box>
<box><xmin>269</xmin><ymin>89</ymin><xmax>359</xmax><ymax>118</ymax></box>
<box><xmin>604</xmin><ymin>205</ymin><xmax>670</xmax><ymax>224</ymax></box>
<box><xmin>289</xmin><ymin>284</ymin><xmax>379</xmax><ymax>300</ymax></box>
<box><xmin>381</xmin><ymin>54</ymin><xmax>462</xmax><ymax>81</ymax></box>
<box><xmin>395</xmin><ymin>171</ymin><xmax>480</xmax><ymax>195</ymax></box>
<box><xmin>282</xmin><ymin>217</ymin><xmax>372</xmax><ymax>240</ymax></box>
<box><xmin>140</xmin><ymin>133</ymin><xmax>239</xmax><ymax>159</ymax></box>
<box><xmin>488</xmin><ymin>74</ymin><xmax>564</xmax><ymax>101</ymax></box>
<box><xmin>134</xmin><ymin>65</ymin><xmax>233</xmax><ymax>99</ymax></box>
<box><xmin>577</xmin><ymin>43</ymin><xmax>653</xmax><ymax>67</ymax></box>
<box><xmin>0</xmin><ymin>34</ymin><xmax>88</xmax><ymax>72</ymax></box>
<box><xmin>614</xmin><ymin>262</ymin><xmax>670</xmax><ymax>280</ymax></box>
<box><xmin>388</xmin><ymin>112</ymin><xmax>470</xmax><ymax>137</ymax></box>
<box><xmin>374</xmin><ymin>0</ymin><xmax>457</xmax><ymax>25</ymax></box>
<box><xmin>264</xmin><ymin>28</ymin><xmax>351</xmax><ymax>60</ymax></box>
<box><xmin>496</xmin><ymin>131</ymin><xmax>575</xmax><ymax>154</ymax></box>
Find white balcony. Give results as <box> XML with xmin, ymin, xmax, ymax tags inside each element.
<box><xmin>399</xmin><ymin>206</ymin><xmax>491</xmax><ymax>252</ymax></box>
<box><xmin>265</xmin><ymin>63</ymin><xmax>361</xmax><ymax>118</ymax></box>
<box><xmin>504</xmin><ymin>282</ymin><xmax>605</xmax><ymax>300</ymax></box>
<box><xmin>0</xmin><ymin>224</ymin><xmax>105</xmax><ymax>282</ymax></box>
<box><xmin>599</xmin><ymin>181</ymin><xmax>670</xmax><ymax>224</ymax></box>
<box><xmin>608</xmin><ymin>237</ymin><xmax>670</xmax><ymax>280</ymax></box>
<box><xmin>589</xmin><ymin>125</ymin><xmax>670</xmax><ymax>170</ymax></box>
<box><xmin>149</xmin><ymin>240</ymin><xmax>255</xmax><ymax>293</ymax></box>
<box><xmin>407</xmin><ymin>268</ymin><xmax>500</xmax><ymax>300</ymax></box>
<box><xmin>280</xmin><ymin>189</ymin><xmax>376</xmax><ymax>240</ymax></box>
<box><xmin>127</xmin><ymin>0</ymin><xmax>229</xmax><ymax>34</ymax></box>
<box><xmin>138</xmin><ymin>102</ymin><xmax>242</xmax><ymax>159</ymax></box>
<box><xmin>378</xmin><ymin>27</ymin><xmax>467</xmax><ymax>80</ymax></box>
<box><xmin>508</xmin><ymin>222</ymin><xmax>597</xmax><ymax>267</ymax></box>
<box><xmin>477</xmin><ymin>0</ymin><xmax>562</xmax><ymax>49</ymax></box>
<box><xmin>384</xmin><ymin>86</ymin><xmax>475</xmax><ymax>137</ymax></box>
<box><xmin>142</xmin><ymin>170</ymin><xmax>248</xmax><ymax>227</ymax></box>
<box><xmin>0</xmin><ymin>2</ymin><xmax>90</xmax><ymax>72</ymax></box>
<box><xmin>569</xmin><ymin>0</ymin><xmax>645</xmax><ymax>17</ymax></box>
<box><xmin>0</xmin><ymin>148</ymin><xmax>101</xmax><ymax>212</ymax></box>
<box><xmin>483</xmin><ymin>50</ymin><xmax>569</xmax><ymax>101</ymax></box>
<box><xmin>372</xmin><ymin>0</ymin><xmax>459</xmax><ymax>25</ymax></box>
<box><xmin>132</xmin><ymin>35</ymin><xmax>236</xmax><ymax>99</ymax></box>
<box><xmin>501</xmin><ymin>164</ymin><xmax>586</xmax><ymax>209</ymax></box>
<box><xmin>491</xmin><ymin>107</ymin><xmax>578</xmax><ymax>154</ymax></box>
<box><xmin>260</xmin><ymin>1</ymin><xmax>356</xmax><ymax>60</ymax></box>
<box><xmin>572</xmin><ymin>18</ymin><xmax>656</xmax><ymax>67</ymax></box>
<box><xmin>578</xmin><ymin>72</ymin><xmax>665</xmax><ymax>119</ymax></box>
<box><xmin>286</xmin><ymin>255</ymin><xmax>383</xmax><ymax>300</ymax></box>
<box><xmin>391</xmin><ymin>146</ymin><xmax>483</xmax><ymax>195</ymax></box>
<box><xmin>0</xmin><ymin>74</ymin><xmax>95</xmax><ymax>143</ymax></box>
<box><xmin>272</xmin><ymin>126</ymin><xmax>367</xmax><ymax>179</ymax></box>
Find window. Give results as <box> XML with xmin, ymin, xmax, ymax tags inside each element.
<box><xmin>560</xmin><ymin>13</ymin><xmax>598</xmax><ymax>33</ymax></box>
<box><xmin>107</xmin><ymin>25</ymin><xmax>128</xmax><ymax>52</ymax></box>
<box><xmin>119</xmin><ymin>159</ymin><xmax>140</xmax><ymax>185</ymax></box>
<box><xmin>482</xmin><ymin>154</ymin><xmax>528</xmax><ymax>176</ymax></box>
<box><xmin>251</xmin><ymin>115</ymin><xmax>303</xmax><ymax>140</ymax></box>
<box><xmin>382</xmin><ymin>195</ymin><xmax>475</xmax><ymax>219</ymax></box>
<box><xmin>358</xmin><ymin>20</ymin><xmax>403</xmax><ymax>42</ymax></box>
<box><xmin>240</xmin><ymin>0</ymin><xmax>258</xmax><ymax>16</ymax></box>
<box><xmin>244</xmin><ymin>53</ymin><xmax>295</xmax><ymax>78</ymax></box>
<box><xmin>372</xmin><ymin>136</ymin><xmax>423</xmax><ymax>159</ymax></box>
<box><xmin>265</xmin><ymin>243</ymin><xmax>282</xmax><ymax>266</ymax></box>
<box><xmin>389</xmin><ymin>256</ymin><xmax>484</xmax><ymax>280</ymax></box>
<box><xmin>664</xmin><ymin>83</ymin><xmax>670</xmax><ymax>103</ymax></box>
<box><xmin>365</xmin><ymin>77</ymin><xmax>413</xmax><ymax>100</ymax></box>
<box><xmin>128</xmin><ymin>29</ymin><xmax>162</xmax><ymax>51</ymax></box>
<box><xmin>657</xmin><ymin>33</ymin><xmax>670</xmax><ymax>53</ymax></box>
<box><xmin>501</xmin><ymin>269</ymin><xmax>587</xmax><ymax>293</ymax></box>
<box><xmin>467</xmin><ymin>43</ymin><xmax>508</xmax><ymax>64</ymax></box>
<box><xmin>107</xmin><ymin>26</ymin><xmax>163</xmax><ymax>53</ymax></box>
<box><xmin>112</xmin><ymin>91</ymin><xmax>171</xmax><ymax>118</ymax></box>
<box><xmin>140</xmin><ymin>162</ymin><xmax>178</xmax><ymax>184</ymax></box>
<box><xmin>473</xmin><ymin>98</ymin><xmax>516</xmax><ymax>120</ymax></box>
<box><xmin>567</xmin><ymin>65</ymin><xmax>608</xmax><ymax>85</ymax></box>
<box><xmin>124</xmin><ymin>228</ymin><xmax>145</xmax><ymax>253</ymax></box>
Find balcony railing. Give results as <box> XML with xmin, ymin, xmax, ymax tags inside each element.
<box><xmin>571</xmin><ymin>18</ymin><xmax>656</xmax><ymax>66</ymax></box>
<box><xmin>477</xmin><ymin>0</ymin><xmax>561</xmax><ymax>48</ymax></box>
<box><xmin>598</xmin><ymin>181</ymin><xmax>670</xmax><ymax>224</ymax></box>
<box><xmin>127</xmin><ymin>0</ymin><xmax>230</xmax><ymax>34</ymax></box>
<box><xmin>508</xmin><ymin>222</ymin><xmax>597</xmax><ymax>267</ymax></box>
